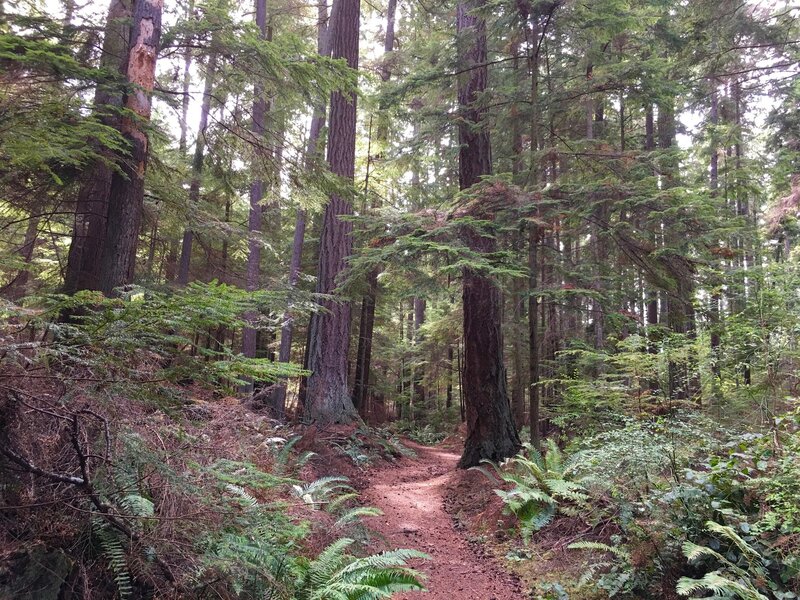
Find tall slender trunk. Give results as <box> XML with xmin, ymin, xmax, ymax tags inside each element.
<box><xmin>270</xmin><ymin>0</ymin><xmax>331</xmax><ymax>418</ymax></box>
<box><xmin>98</xmin><ymin>0</ymin><xmax>163</xmax><ymax>294</ymax></box>
<box><xmin>528</xmin><ymin>16</ymin><xmax>542</xmax><ymax>448</ymax></box>
<box><xmin>709</xmin><ymin>78</ymin><xmax>722</xmax><ymax>397</ymax></box>
<box><xmin>4</xmin><ymin>214</ymin><xmax>40</xmax><ymax>300</ymax></box>
<box><xmin>241</xmin><ymin>0</ymin><xmax>269</xmax><ymax>370</ymax></box>
<box><xmin>456</xmin><ymin>0</ymin><xmax>520</xmax><ymax>468</ymax></box>
<box><xmin>351</xmin><ymin>0</ymin><xmax>397</xmax><ymax>415</ymax></box>
<box><xmin>176</xmin><ymin>50</ymin><xmax>218</xmax><ymax>286</ymax></box>
<box><xmin>304</xmin><ymin>0</ymin><xmax>361</xmax><ymax>423</ymax></box>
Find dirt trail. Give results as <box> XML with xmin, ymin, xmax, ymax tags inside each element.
<box><xmin>361</xmin><ymin>442</ymin><xmax>524</xmax><ymax>599</ymax></box>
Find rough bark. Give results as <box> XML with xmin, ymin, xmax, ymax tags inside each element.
<box><xmin>456</xmin><ymin>0</ymin><xmax>520</xmax><ymax>468</ymax></box>
<box><xmin>4</xmin><ymin>214</ymin><xmax>40</xmax><ymax>300</ymax></box>
<box><xmin>304</xmin><ymin>0</ymin><xmax>361</xmax><ymax>424</ymax></box>
<box><xmin>63</xmin><ymin>0</ymin><xmax>132</xmax><ymax>294</ymax></box>
<box><xmin>99</xmin><ymin>0</ymin><xmax>163</xmax><ymax>294</ymax></box>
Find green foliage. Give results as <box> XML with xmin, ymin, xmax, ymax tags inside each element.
<box><xmin>676</xmin><ymin>521</ymin><xmax>773</xmax><ymax>600</ymax></box>
<box><xmin>92</xmin><ymin>520</ymin><xmax>134</xmax><ymax>599</ymax></box>
<box><xmin>292</xmin><ymin>538</ymin><xmax>427</xmax><ymax>600</ymax></box>
<box><xmin>2</xmin><ymin>282</ymin><xmax>307</xmax><ymax>397</ymax></box>
<box><xmin>475</xmin><ymin>441</ymin><xmax>590</xmax><ymax>542</ymax></box>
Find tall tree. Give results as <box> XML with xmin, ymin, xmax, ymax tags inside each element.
<box><xmin>98</xmin><ymin>0</ymin><xmax>163</xmax><ymax>294</ymax></box>
<box><xmin>63</xmin><ymin>0</ymin><xmax>132</xmax><ymax>294</ymax></box>
<box><xmin>241</xmin><ymin>0</ymin><xmax>270</xmax><ymax>367</ymax></box>
<box><xmin>456</xmin><ymin>0</ymin><xmax>520</xmax><ymax>468</ymax></box>
<box><xmin>176</xmin><ymin>45</ymin><xmax>218</xmax><ymax>286</ymax></box>
<box><xmin>303</xmin><ymin>0</ymin><xmax>361</xmax><ymax>423</ymax></box>
<box><xmin>270</xmin><ymin>0</ymin><xmax>332</xmax><ymax>417</ymax></box>
<box><xmin>351</xmin><ymin>0</ymin><xmax>397</xmax><ymax>417</ymax></box>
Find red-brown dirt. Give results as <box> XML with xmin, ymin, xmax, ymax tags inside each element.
<box><xmin>360</xmin><ymin>441</ymin><xmax>525</xmax><ymax>599</ymax></box>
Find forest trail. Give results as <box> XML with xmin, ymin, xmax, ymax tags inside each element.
<box><xmin>360</xmin><ymin>441</ymin><xmax>525</xmax><ymax>599</ymax></box>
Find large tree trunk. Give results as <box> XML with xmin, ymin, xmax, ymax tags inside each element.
<box><xmin>63</xmin><ymin>0</ymin><xmax>132</xmax><ymax>294</ymax></box>
<box><xmin>98</xmin><ymin>0</ymin><xmax>163</xmax><ymax>294</ymax></box>
<box><xmin>456</xmin><ymin>0</ymin><xmax>520</xmax><ymax>468</ymax></box>
<box><xmin>304</xmin><ymin>0</ymin><xmax>360</xmax><ymax>424</ymax></box>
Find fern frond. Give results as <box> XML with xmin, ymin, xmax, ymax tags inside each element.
<box><xmin>334</xmin><ymin>507</ymin><xmax>383</xmax><ymax>529</ymax></box>
<box><xmin>568</xmin><ymin>540</ymin><xmax>631</xmax><ymax>561</ymax></box>
<box><xmin>676</xmin><ymin>571</ymin><xmax>768</xmax><ymax>600</ymax></box>
<box><xmin>226</xmin><ymin>483</ymin><xmax>258</xmax><ymax>508</ymax></box>
<box><xmin>93</xmin><ymin>520</ymin><xmax>133</xmax><ymax>599</ymax></box>
<box><xmin>327</xmin><ymin>492</ymin><xmax>360</xmax><ymax>513</ymax></box>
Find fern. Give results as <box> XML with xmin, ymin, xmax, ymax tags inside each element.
<box><xmin>271</xmin><ymin>435</ymin><xmax>316</xmax><ymax>476</ymax></box>
<box><xmin>293</xmin><ymin>476</ymin><xmax>354</xmax><ymax>510</ymax></box>
<box><xmin>475</xmin><ymin>441</ymin><xmax>590</xmax><ymax>542</ymax></box>
<box><xmin>568</xmin><ymin>540</ymin><xmax>631</xmax><ymax>561</ymax></box>
<box><xmin>294</xmin><ymin>538</ymin><xmax>427</xmax><ymax>600</ymax></box>
<box><xmin>225</xmin><ymin>483</ymin><xmax>259</xmax><ymax>508</ymax></box>
<box><xmin>93</xmin><ymin>520</ymin><xmax>133</xmax><ymax>600</ymax></box>
<box><xmin>334</xmin><ymin>507</ymin><xmax>383</xmax><ymax>529</ymax></box>
<box><xmin>676</xmin><ymin>521</ymin><xmax>770</xmax><ymax>600</ymax></box>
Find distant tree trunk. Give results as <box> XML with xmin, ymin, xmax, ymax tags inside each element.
<box><xmin>176</xmin><ymin>50</ymin><xmax>217</xmax><ymax>286</ymax></box>
<box><xmin>658</xmin><ymin>98</ymin><xmax>698</xmax><ymax>401</ymax></box>
<box><xmin>241</xmin><ymin>0</ymin><xmax>269</xmax><ymax>372</ymax></box>
<box><xmin>304</xmin><ymin>0</ymin><xmax>361</xmax><ymax>424</ymax></box>
<box><xmin>456</xmin><ymin>0</ymin><xmax>520</xmax><ymax>468</ymax></box>
<box><xmin>529</xmin><ymin>223</ymin><xmax>541</xmax><ymax>448</ymax></box>
<box><xmin>63</xmin><ymin>0</ymin><xmax>132</xmax><ymax>294</ymax></box>
<box><xmin>98</xmin><ymin>0</ymin><xmax>163</xmax><ymax>294</ymax></box>
<box><xmin>528</xmin><ymin>15</ymin><xmax>542</xmax><ymax>449</ymax></box>
<box><xmin>351</xmin><ymin>0</ymin><xmax>396</xmax><ymax>415</ymax></box>
<box><xmin>4</xmin><ymin>214</ymin><xmax>40</xmax><ymax>300</ymax></box>
<box><xmin>412</xmin><ymin>297</ymin><xmax>426</xmax><ymax>410</ymax></box>
<box><xmin>270</xmin><ymin>0</ymin><xmax>331</xmax><ymax>418</ymax></box>
<box><xmin>709</xmin><ymin>78</ymin><xmax>722</xmax><ymax>398</ymax></box>
<box><xmin>178</xmin><ymin>1</ymin><xmax>194</xmax><ymax>153</ymax></box>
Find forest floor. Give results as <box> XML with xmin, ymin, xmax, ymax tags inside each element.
<box><xmin>358</xmin><ymin>439</ymin><xmax>526</xmax><ymax>599</ymax></box>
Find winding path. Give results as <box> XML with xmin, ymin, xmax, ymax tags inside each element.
<box><xmin>360</xmin><ymin>442</ymin><xmax>524</xmax><ymax>599</ymax></box>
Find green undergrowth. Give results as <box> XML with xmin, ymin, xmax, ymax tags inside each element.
<box><xmin>0</xmin><ymin>287</ymin><xmax>427</xmax><ymax>599</ymax></box>
<box><xmin>483</xmin><ymin>407</ymin><xmax>800</xmax><ymax>599</ymax></box>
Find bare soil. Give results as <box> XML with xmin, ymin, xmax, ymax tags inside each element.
<box><xmin>359</xmin><ymin>441</ymin><xmax>526</xmax><ymax>599</ymax></box>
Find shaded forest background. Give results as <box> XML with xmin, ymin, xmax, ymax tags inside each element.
<box><xmin>1</xmin><ymin>0</ymin><xmax>800</xmax><ymax>597</ymax></box>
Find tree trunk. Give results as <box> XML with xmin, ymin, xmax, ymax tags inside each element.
<box><xmin>304</xmin><ymin>0</ymin><xmax>361</xmax><ymax>424</ymax></box>
<box><xmin>351</xmin><ymin>0</ymin><xmax>396</xmax><ymax>416</ymax></box>
<box><xmin>241</xmin><ymin>0</ymin><xmax>269</xmax><ymax>371</ymax></box>
<box><xmin>456</xmin><ymin>0</ymin><xmax>520</xmax><ymax>468</ymax></box>
<box><xmin>98</xmin><ymin>0</ymin><xmax>163</xmax><ymax>294</ymax></box>
<box><xmin>63</xmin><ymin>0</ymin><xmax>132</xmax><ymax>294</ymax></box>
<box><xmin>4</xmin><ymin>213</ymin><xmax>40</xmax><ymax>300</ymax></box>
<box><xmin>270</xmin><ymin>0</ymin><xmax>332</xmax><ymax>417</ymax></box>
<box><xmin>176</xmin><ymin>50</ymin><xmax>218</xmax><ymax>286</ymax></box>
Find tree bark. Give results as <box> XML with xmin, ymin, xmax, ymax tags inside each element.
<box><xmin>63</xmin><ymin>0</ymin><xmax>132</xmax><ymax>294</ymax></box>
<box><xmin>98</xmin><ymin>0</ymin><xmax>163</xmax><ymax>294</ymax></box>
<box><xmin>456</xmin><ymin>0</ymin><xmax>520</xmax><ymax>468</ymax></box>
<box><xmin>351</xmin><ymin>0</ymin><xmax>397</xmax><ymax>416</ymax></box>
<box><xmin>304</xmin><ymin>0</ymin><xmax>361</xmax><ymax>424</ymax></box>
<box><xmin>4</xmin><ymin>213</ymin><xmax>40</xmax><ymax>300</ymax></box>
